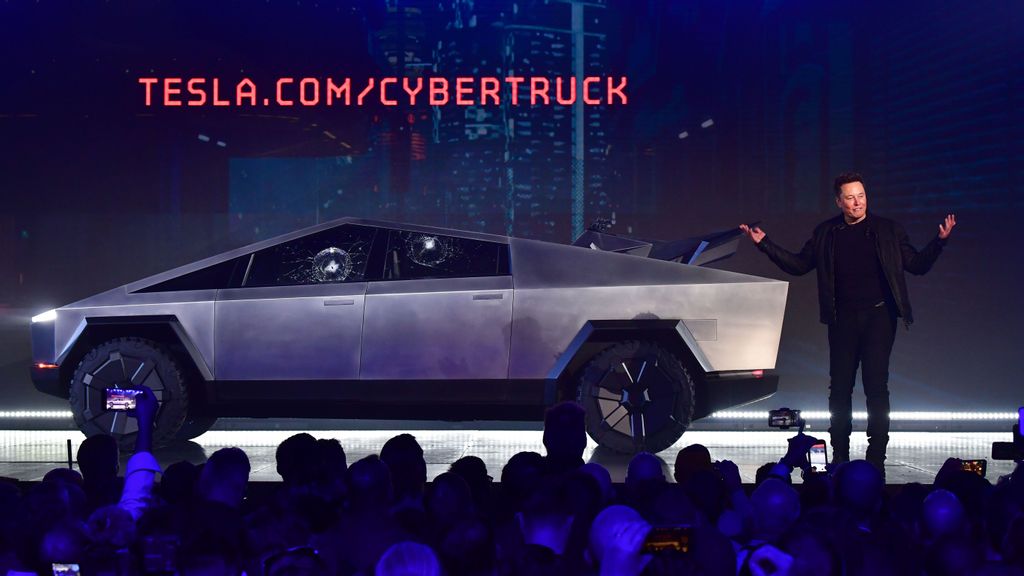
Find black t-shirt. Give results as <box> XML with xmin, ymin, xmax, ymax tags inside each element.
<box><xmin>834</xmin><ymin>218</ymin><xmax>891</xmax><ymax>311</ymax></box>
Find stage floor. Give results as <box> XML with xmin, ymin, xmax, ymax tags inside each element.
<box><xmin>0</xmin><ymin>425</ymin><xmax>1015</xmax><ymax>484</ymax></box>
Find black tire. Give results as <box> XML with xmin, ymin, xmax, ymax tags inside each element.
<box><xmin>70</xmin><ymin>337</ymin><xmax>189</xmax><ymax>448</ymax></box>
<box><xmin>174</xmin><ymin>415</ymin><xmax>218</xmax><ymax>441</ymax></box>
<box><xmin>578</xmin><ymin>340</ymin><xmax>695</xmax><ymax>454</ymax></box>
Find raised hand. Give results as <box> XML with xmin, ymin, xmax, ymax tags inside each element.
<box><xmin>938</xmin><ymin>213</ymin><xmax>956</xmax><ymax>240</ymax></box>
<box><xmin>739</xmin><ymin>224</ymin><xmax>766</xmax><ymax>244</ymax></box>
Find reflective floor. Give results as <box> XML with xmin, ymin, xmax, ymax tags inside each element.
<box><xmin>0</xmin><ymin>426</ymin><xmax>1015</xmax><ymax>484</ymax></box>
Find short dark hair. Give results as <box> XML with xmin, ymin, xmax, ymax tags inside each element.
<box><xmin>833</xmin><ymin>172</ymin><xmax>864</xmax><ymax>196</ymax></box>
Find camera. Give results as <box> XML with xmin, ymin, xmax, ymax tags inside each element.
<box><xmin>768</xmin><ymin>408</ymin><xmax>802</xmax><ymax>430</ymax></box>
<box><xmin>104</xmin><ymin>387</ymin><xmax>141</xmax><ymax>411</ymax></box>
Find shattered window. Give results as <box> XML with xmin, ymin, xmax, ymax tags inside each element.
<box><xmin>383</xmin><ymin>229</ymin><xmax>508</xmax><ymax>280</ymax></box>
<box><xmin>245</xmin><ymin>225</ymin><xmax>378</xmax><ymax>287</ymax></box>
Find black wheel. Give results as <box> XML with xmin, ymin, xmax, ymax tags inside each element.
<box><xmin>70</xmin><ymin>337</ymin><xmax>189</xmax><ymax>447</ymax></box>
<box><xmin>174</xmin><ymin>415</ymin><xmax>218</xmax><ymax>441</ymax></box>
<box><xmin>578</xmin><ymin>340</ymin><xmax>695</xmax><ymax>454</ymax></box>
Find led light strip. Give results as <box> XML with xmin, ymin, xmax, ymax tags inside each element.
<box><xmin>0</xmin><ymin>410</ymin><xmax>75</xmax><ymax>419</ymax></box>
<box><xmin>0</xmin><ymin>410</ymin><xmax>1015</xmax><ymax>421</ymax></box>
<box><xmin>710</xmin><ymin>411</ymin><xmax>1018</xmax><ymax>421</ymax></box>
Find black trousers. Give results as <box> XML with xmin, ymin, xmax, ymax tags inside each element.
<box><xmin>827</xmin><ymin>302</ymin><xmax>897</xmax><ymax>464</ymax></box>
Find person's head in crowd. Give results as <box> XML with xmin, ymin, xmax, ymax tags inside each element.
<box><xmin>159</xmin><ymin>460</ymin><xmax>199</xmax><ymax>505</ymax></box>
<box><xmin>449</xmin><ymin>456</ymin><xmax>492</xmax><ymax>514</ymax></box>
<box><xmin>780</xmin><ymin>526</ymin><xmax>844</xmax><ymax>576</ymax></box>
<box><xmin>375</xmin><ymin>541</ymin><xmax>442</xmax><ymax>576</ymax></box>
<box><xmin>924</xmin><ymin>534</ymin><xmax>983</xmax><ymax>576</ymax></box>
<box><xmin>36</xmin><ymin>472</ymin><xmax>87</xmax><ymax>521</ymax></box>
<box><xmin>890</xmin><ymin>482</ymin><xmax>929</xmax><ymax>535</ymax></box>
<box><xmin>276</xmin><ymin>432</ymin><xmax>319</xmax><ymax>486</ymax></box>
<box><xmin>750</xmin><ymin>478</ymin><xmax>801</xmax><ymax>543</ymax></box>
<box><xmin>86</xmin><ymin>505</ymin><xmax>136</xmax><ymax>549</ymax></box>
<box><xmin>316</xmin><ymin>437</ymin><xmax>347</xmax><ymax>485</ymax></box>
<box><xmin>624</xmin><ymin>452</ymin><xmax>667</xmax><ymax>517</ymax></box>
<box><xmin>541</xmin><ymin>402</ymin><xmax>587</xmax><ymax>471</ymax></box>
<box><xmin>347</xmin><ymin>454</ymin><xmax>393</xmax><ymax>511</ymax></box>
<box><xmin>684</xmin><ymin>469</ymin><xmax>728</xmax><ymax>525</ymax></box>
<box><xmin>439</xmin><ymin>518</ymin><xmax>495</xmax><ymax>576</ymax></box>
<box><xmin>42</xmin><ymin>467</ymin><xmax>83</xmax><ymax>489</ymax></box>
<box><xmin>197</xmin><ymin>447</ymin><xmax>250</xmax><ymax>509</ymax></box>
<box><xmin>262</xmin><ymin>545</ymin><xmax>328</xmax><ymax>576</ymax></box>
<box><xmin>920</xmin><ymin>489</ymin><xmax>968</xmax><ymax>543</ymax></box>
<box><xmin>936</xmin><ymin>466</ymin><xmax>993</xmax><ymax>528</ymax></box>
<box><xmin>587</xmin><ymin>505</ymin><xmax>651</xmax><ymax>575</ymax></box>
<box><xmin>986</xmin><ymin>481</ymin><xmax>1024</xmax><ymax>560</ymax></box>
<box><xmin>755</xmin><ymin>462</ymin><xmax>782</xmax><ymax>487</ymax></box>
<box><xmin>381</xmin><ymin>433</ymin><xmax>427</xmax><ymax>504</ymax></box>
<box><xmin>626</xmin><ymin>452</ymin><xmax>665</xmax><ymax>485</ymax></box>
<box><xmin>1004</xmin><ymin>514</ymin><xmax>1024</xmax><ymax>568</ymax></box>
<box><xmin>25</xmin><ymin>481</ymin><xmax>78</xmax><ymax>532</ymax></box>
<box><xmin>797</xmin><ymin>470</ymin><xmax>831</xmax><ymax>513</ymax></box>
<box><xmin>579</xmin><ymin>462</ymin><xmax>615</xmax><ymax>506</ymax></box>
<box><xmin>674</xmin><ymin>443</ymin><xmax>713</xmax><ymax>486</ymax></box>
<box><xmin>500</xmin><ymin>451</ymin><xmax>545</xmax><ymax>514</ymax></box>
<box><xmin>647</xmin><ymin>484</ymin><xmax>700</xmax><ymax>526</ymax></box>
<box><xmin>517</xmin><ymin>477</ymin><xmax>575</xmax><ymax>556</ymax></box>
<box><xmin>38</xmin><ymin>518</ymin><xmax>88</xmax><ymax>570</ymax></box>
<box><xmin>834</xmin><ymin>459</ymin><xmax>884</xmax><ymax>520</ymax></box>
<box><xmin>427</xmin><ymin>472</ymin><xmax>476</xmax><ymax>532</ymax></box>
<box><xmin>244</xmin><ymin>507</ymin><xmax>313</xmax><ymax>575</ymax></box>
<box><xmin>76</xmin><ymin>434</ymin><xmax>119</xmax><ymax>482</ymax></box>
<box><xmin>76</xmin><ymin>434</ymin><xmax>121</xmax><ymax>509</ymax></box>
<box><xmin>176</xmin><ymin>500</ymin><xmax>247</xmax><ymax>576</ymax></box>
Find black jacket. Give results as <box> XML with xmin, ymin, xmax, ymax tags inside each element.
<box><xmin>756</xmin><ymin>213</ymin><xmax>947</xmax><ymax>326</ymax></box>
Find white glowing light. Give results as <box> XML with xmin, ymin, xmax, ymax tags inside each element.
<box><xmin>709</xmin><ymin>411</ymin><xmax>1017</xmax><ymax>421</ymax></box>
<box><xmin>0</xmin><ymin>410</ymin><xmax>74</xmax><ymax>419</ymax></box>
<box><xmin>31</xmin><ymin>309</ymin><xmax>57</xmax><ymax>323</ymax></box>
<box><xmin>424</xmin><ymin>237</ymin><xmax>436</xmax><ymax>250</ymax></box>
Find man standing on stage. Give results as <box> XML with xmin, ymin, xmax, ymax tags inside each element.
<box><xmin>739</xmin><ymin>172</ymin><xmax>956</xmax><ymax>473</ymax></box>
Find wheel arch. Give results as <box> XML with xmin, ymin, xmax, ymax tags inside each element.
<box><xmin>57</xmin><ymin>315</ymin><xmax>212</xmax><ymax>395</ymax></box>
<box><xmin>549</xmin><ymin>319</ymin><xmax>709</xmax><ymax>404</ymax></box>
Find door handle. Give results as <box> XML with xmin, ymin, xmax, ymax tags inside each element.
<box><xmin>324</xmin><ymin>298</ymin><xmax>355</xmax><ymax>306</ymax></box>
<box><xmin>472</xmin><ymin>293</ymin><xmax>503</xmax><ymax>301</ymax></box>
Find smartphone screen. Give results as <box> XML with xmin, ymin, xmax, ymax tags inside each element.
<box><xmin>960</xmin><ymin>459</ymin><xmax>987</xmax><ymax>478</ymax></box>
<box><xmin>808</xmin><ymin>442</ymin><xmax>828</xmax><ymax>472</ymax></box>
<box><xmin>104</xmin><ymin>388</ymin><xmax>140</xmax><ymax>411</ymax></box>
<box><xmin>52</xmin><ymin>564</ymin><xmax>81</xmax><ymax>576</ymax></box>
<box><xmin>641</xmin><ymin>526</ymin><xmax>691</xmax><ymax>554</ymax></box>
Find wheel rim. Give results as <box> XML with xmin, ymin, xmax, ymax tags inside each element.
<box><xmin>591</xmin><ymin>354</ymin><xmax>680</xmax><ymax>448</ymax></box>
<box><xmin>78</xmin><ymin>350</ymin><xmax>167</xmax><ymax>436</ymax></box>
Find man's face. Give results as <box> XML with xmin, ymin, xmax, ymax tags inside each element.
<box><xmin>836</xmin><ymin>181</ymin><xmax>867</xmax><ymax>223</ymax></box>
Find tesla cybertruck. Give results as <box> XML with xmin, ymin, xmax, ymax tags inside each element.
<box><xmin>31</xmin><ymin>218</ymin><xmax>788</xmax><ymax>453</ymax></box>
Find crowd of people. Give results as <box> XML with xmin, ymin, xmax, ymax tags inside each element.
<box><xmin>1</xmin><ymin>390</ymin><xmax>1022</xmax><ymax>575</ymax></box>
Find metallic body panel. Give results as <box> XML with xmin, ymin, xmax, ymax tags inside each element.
<box><xmin>361</xmin><ymin>276</ymin><xmax>513</xmax><ymax>379</ymax></box>
<box><xmin>52</xmin><ymin>290</ymin><xmax>217</xmax><ymax>375</ymax></box>
<box><xmin>216</xmin><ymin>283</ymin><xmax>366</xmax><ymax>380</ymax></box>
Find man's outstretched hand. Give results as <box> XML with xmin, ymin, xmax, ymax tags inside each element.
<box><xmin>739</xmin><ymin>224</ymin><xmax>766</xmax><ymax>244</ymax></box>
<box><xmin>938</xmin><ymin>213</ymin><xmax>957</xmax><ymax>240</ymax></box>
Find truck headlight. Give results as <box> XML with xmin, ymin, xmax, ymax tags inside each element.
<box><xmin>31</xmin><ymin>309</ymin><xmax>57</xmax><ymax>323</ymax></box>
